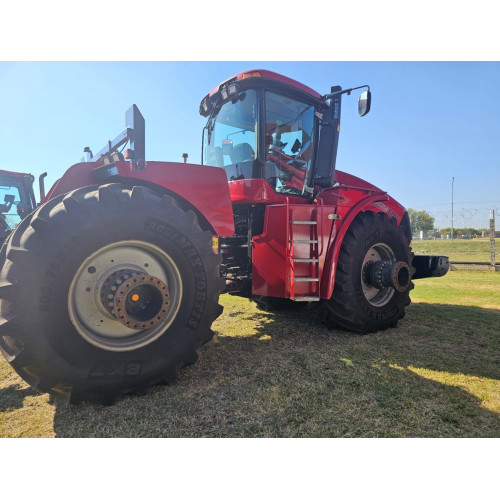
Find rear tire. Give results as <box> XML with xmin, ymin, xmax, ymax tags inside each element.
<box><xmin>322</xmin><ymin>211</ymin><xmax>413</xmax><ymax>333</ymax></box>
<box><xmin>0</xmin><ymin>184</ymin><xmax>224</xmax><ymax>403</ymax></box>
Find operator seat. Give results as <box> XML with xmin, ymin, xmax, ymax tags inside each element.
<box><xmin>207</xmin><ymin>146</ymin><xmax>224</xmax><ymax>167</ymax></box>
<box><xmin>230</xmin><ymin>143</ymin><xmax>254</xmax><ymax>164</ymax></box>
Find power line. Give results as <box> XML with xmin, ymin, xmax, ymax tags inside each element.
<box><xmin>412</xmin><ymin>200</ymin><xmax>500</xmax><ymax>208</ymax></box>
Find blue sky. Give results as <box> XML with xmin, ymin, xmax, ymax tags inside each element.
<box><xmin>0</xmin><ymin>61</ymin><xmax>498</xmax><ymax>230</ymax></box>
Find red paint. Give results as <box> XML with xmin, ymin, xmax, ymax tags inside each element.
<box><xmin>45</xmin><ymin>160</ymin><xmax>235</xmax><ymax>236</ymax></box>
<box><xmin>252</xmin><ymin>202</ymin><xmax>335</xmax><ymax>299</ymax></box>
<box><xmin>228</xmin><ymin>178</ymin><xmax>309</xmax><ymax>205</ymax></box>
<box><xmin>252</xmin><ymin>169</ymin><xmax>407</xmax><ymax>299</ymax></box>
<box><xmin>208</xmin><ymin>69</ymin><xmax>323</xmax><ymax>101</ymax></box>
<box><xmin>0</xmin><ymin>169</ymin><xmax>31</xmax><ymax>179</ymax></box>
<box><xmin>252</xmin><ymin>204</ymin><xmax>288</xmax><ymax>297</ymax></box>
<box><xmin>43</xmin><ymin>156</ymin><xmax>407</xmax><ymax>301</ymax></box>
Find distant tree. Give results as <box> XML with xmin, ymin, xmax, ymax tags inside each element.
<box><xmin>408</xmin><ymin>209</ymin><xmax>435</xmax><ymax>235</ymax></box>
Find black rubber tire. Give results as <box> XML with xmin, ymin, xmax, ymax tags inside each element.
<box><xmin>322</xmin><ymin>211</ymin><xmax>413</xmax><ymax>333</ymax></box>
<box><xmin>0</xmin><ymin>184</ymin><xmax>224</xmax><ymax>404</ymax></box>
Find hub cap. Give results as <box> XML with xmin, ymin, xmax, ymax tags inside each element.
<box><xmin>68</xmin><ymin>241</ymin><xmax>183</xmax><ymax>352</ymax></box>
<box><xmin>100</xmin><ymin>270</ymin><xmax>171</xmax><ymax>330</ymax></box>
<box><xmin>361</xmin><ymin>243</ymin><xmax>397</xmax><ymax>307</ymax></box>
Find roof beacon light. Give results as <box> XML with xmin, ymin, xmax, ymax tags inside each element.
<box><xmin>241</xmin><ymin>71</ymin><xmax>262</xmax><ymax>79</ymax></box>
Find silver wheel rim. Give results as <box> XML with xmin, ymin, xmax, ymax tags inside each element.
<box><xmin>361</xmin><ymin>243</ymin><xmax>396</xmax><ymax>307</ymax></box>
<box><xmin>68</xmin><ymin>240</ymin><xmax>183</xmax><ymax>352</ymax></box>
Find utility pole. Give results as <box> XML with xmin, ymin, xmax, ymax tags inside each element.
<box><xmin>490</xmin><ymin>209</ymin><xmax>496</xmax><ymax>271</ymax></box>
<box><xmin>451</xmin><ymin>176</ymin><xmax>455</xmax><ymax>240</ymax></box>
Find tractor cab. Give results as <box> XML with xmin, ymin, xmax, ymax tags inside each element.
<box><xmin>200</xmin><ymin>69</ymin><xmax>371</xmax><ymax>205</ymax></box>
<box><xmin>200</xmin><ymin>70</ymin><xmax>372</xmax><ymax>296</ymax></box>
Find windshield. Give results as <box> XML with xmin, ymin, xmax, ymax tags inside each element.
<box><xmin>203</xmin><ymin>90</ymin><xmax>258</xmax><ymax>181</ymax></box>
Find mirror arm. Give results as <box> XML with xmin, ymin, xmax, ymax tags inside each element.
<box><xmin>322</xmin><ymin>85</ymin><xmax>370</xmax><ymax>101</ymax></box>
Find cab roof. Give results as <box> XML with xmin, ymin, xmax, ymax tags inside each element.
<box><xmin>208</xmin><ymin>69</ymin><xmax>323</xmax><ymax>101</ymax></box>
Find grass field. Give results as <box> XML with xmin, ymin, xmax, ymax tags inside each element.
<box><xmin>1</xmin><ymin>270</ymin><xmax>499</xmax><ymax>438</ymax></box>
<box><xmin>412</xmin><ymin>238</ymin><xmax>498</xmax><ymax>262</ymax></box>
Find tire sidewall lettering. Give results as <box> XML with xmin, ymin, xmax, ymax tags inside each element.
<box><xmin>37</xmin><ymin>208</ymin><xmax>211</xmax><ymax>354</ymax></box>
<box><xmin>145</xmin><ymin>217</ymin><xmax>208</xmax><ymax>331</ymax></box>
<box><xmin>38</xmin><ymin>236</ymin><xmax>81</xmax><ymax>313</ymax></box>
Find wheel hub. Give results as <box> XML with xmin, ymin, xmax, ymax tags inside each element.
<box><xmin>100</xmin><ymin>269</ymin><xmax>170</xmax><ymax>330</ymax></box>
<box><xmin>360</xmin><ymin>243</ymin><xmax>410</xmax><ymax>307</ymax></box>
<box><xmin>363</xmin><ymin>259</ymin><xmax>411</xmax><ymax>293</ymax></box>
<box><xmin>68</xmin><ymin>240</ymin><xmax>183</xmax><ymax>352</ymax></box>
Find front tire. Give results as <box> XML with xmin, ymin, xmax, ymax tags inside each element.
<box><xmin>0</xmin><ymin>184</ymin><xmax>224</xmax><ymax>403</ymax></box>
<box><xmin>323</xmin><ymin>211</ymin><xmax>413</xmax><ymax>333</ymax></box>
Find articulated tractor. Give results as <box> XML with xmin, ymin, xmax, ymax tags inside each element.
<box><xmin>0</xmin><ymin>70</ymin><xmax>448</xmax><ymax>403</ymax></box>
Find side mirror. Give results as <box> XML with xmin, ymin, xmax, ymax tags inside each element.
<box><xmin>358</xmin><ymin>90</ymin><xmax>371</xmax><ymax>117</ymax></box>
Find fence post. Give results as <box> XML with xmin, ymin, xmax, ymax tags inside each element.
<box><xmin>490</xmin><ymin>210</ymin><xmax>496</xmax><ymax>271</ymax></box>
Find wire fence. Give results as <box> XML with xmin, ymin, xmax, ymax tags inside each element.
<box><xmin>411</xmin><ymin>210</ymin><xmax>497</xmax><ymax>271</ymax></box>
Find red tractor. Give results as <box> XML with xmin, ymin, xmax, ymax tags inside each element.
<box><xmin>0</xmin><ymin>70</ymin><xmax>448</xmax><ymax>403</ymax></box>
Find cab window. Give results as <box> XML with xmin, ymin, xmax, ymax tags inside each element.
<box><xmin>264</xmin><ymin>91</ymin><xmax>316</xmax><ymax>195</ymax></box>
<box><xmin>0</xmin><ymin>185</ymin><xmax>24</xmax><ymax>231</ymax></box>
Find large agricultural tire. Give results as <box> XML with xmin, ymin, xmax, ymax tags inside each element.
<box><xmin>322</xmin><ymin>211</ymin><xmax>413</xmax><ymax>333</ymax></box>
<box><xmin>0</xmin><ymin>184</ymin><xmax>224</xmax><ymax>404</ymax></box>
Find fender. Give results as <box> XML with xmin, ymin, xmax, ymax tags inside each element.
<box><xmin>320</xmin><ymin>194</ymin><xmax>407</xmax><ymax>299</ymax></box>
<box><xmin>44</xmin><ymin>160</ymin><xmax>235</xmax><ymax>237</ymax></box>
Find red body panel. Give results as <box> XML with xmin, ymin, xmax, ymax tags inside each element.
<box><xmin>228</xmin><ymin>178</ymin><xmax>309</xmax><ymax>205</ymax></box>
<box><xmin>252</xmin><ymin>203</ymin><xmax>334</xmax><ymax>298</ymax></box>
<box><xmin>0</xmin><ymin>169</ymin><xmax>31</xmax><ymax>179</ymax></box>
<box><xmin>43</xmin><ymin>154</ymin><xmax>407</xmax><ymax>301</ymax></box>
<box><xmin>251</xmin><ymin>170</ymin><xmax>407</xmax><ymax>299</ymax></box>
<box><xmin>45</xmin><ymin>160</ymin><xmax>235</xmax><ymax>236</ymax></box>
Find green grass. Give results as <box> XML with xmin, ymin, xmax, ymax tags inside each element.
<box><xmin>1</xmin><ymin>271</ymin><xmax>499</xmax><ymax>438</ymax></box>
<box><xmin>412</xmin><ymin>238</ymin><xmax>498</xmax><ymax>262</ymax></box>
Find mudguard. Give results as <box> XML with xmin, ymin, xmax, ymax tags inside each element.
<box><xmin>44</xmin><ymin>160</ymin><xmax>235</xmax><ymax>237</ymax></box>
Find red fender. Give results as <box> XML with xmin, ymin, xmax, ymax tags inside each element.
<box><xmin>45</xmin><ymin>160</ymin><xmax>235</xmax><ymax>236</ymax></box>
<box><xmin>320</xmin><ymin>195</ymin><xmax>407</xmax><ymax>299</ymax></box>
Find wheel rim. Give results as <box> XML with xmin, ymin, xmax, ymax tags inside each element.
<box><xmin>361</xmin><ymin>243</ymin><xmax>396</xmax><ymax>307</ymax></box>
<box><xmin>68</xmin><ymin>240</ymin><xmax>183</xmax><ymax>352</ymax></box>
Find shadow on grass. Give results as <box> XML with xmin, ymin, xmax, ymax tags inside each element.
<box><xmin>0</xmin><ymin>384</ymin><xmax>39</xmax><ymax>412</ymax></box>
<box><xmin>41</xmin><ymin>300</ymin><xmax>500</xmax><ymax>437</ymax></box>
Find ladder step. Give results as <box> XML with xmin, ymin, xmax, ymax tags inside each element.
<box><xmin>293</xmin><ymin>277</ymin><xmax>319</xmax><ymax>282</ymax></box>
<box><xmin>292</xmin><ymin>221</ymin><xmax>317</xmax><ymax>225</ymax></box>
<box><xmin>293</xmin><ymin>258</ymin><xmax>319</xmax><ymax>263</ymax></box>
<box><xmin>293</xmin><ymin>239</ymin><xmax>318</xmax><ymax>244</ymax></box>
<box><xmin>292</xmin><ymin>297</ymin><xmax>321</xmax><ymax>302</ymax></box>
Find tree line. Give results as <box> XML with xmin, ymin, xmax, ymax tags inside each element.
<box><xmin>407</xmin><ymin>208</ymin><xmax>499</xmax><ymax>238</ymax></box>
